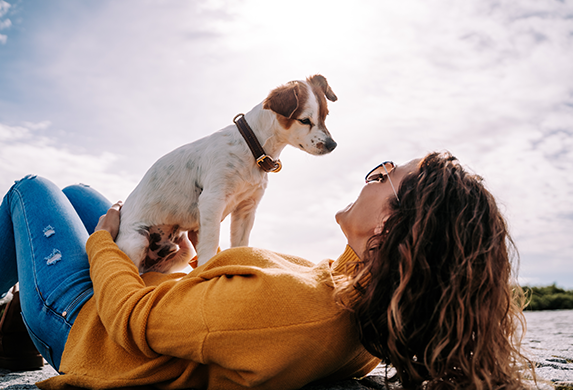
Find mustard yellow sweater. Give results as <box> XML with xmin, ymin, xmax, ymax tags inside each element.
<box><xmin>38</xmin><ymin>231</ymin><xmax>379</xmax><ymax>390</ymax></box>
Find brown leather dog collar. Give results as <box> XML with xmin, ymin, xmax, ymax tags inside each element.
<box><xmin>233</xmin><ymin>113</ymin><xmax>282</xmax><ymax>173</ymax></box>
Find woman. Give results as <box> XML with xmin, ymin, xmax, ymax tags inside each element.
<box><xmin>336</xmin><ymin>152</ymin><xmax>532</xmax><ymax>389</ymax></box>
<box><xmin>0</xmin><ymin>152</ymin><xmax>531</xmax><ymax>389</ymax></box>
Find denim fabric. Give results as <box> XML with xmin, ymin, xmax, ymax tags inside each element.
<box><xmin>0</xmin><ymin>175</ymin><xmax>111</xmax><ymax>370</ymax></box>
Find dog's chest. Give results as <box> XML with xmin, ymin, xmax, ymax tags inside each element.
<box><xmin>219</xmin><ymin>172</ymin><xmax>267</xmax><ymax>216</ymax></box>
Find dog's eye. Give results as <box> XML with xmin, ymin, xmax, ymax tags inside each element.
<box><xmin>298</xmin><ymin>118</ymin><xmax>312</xmax><ymax>126</ymax></box>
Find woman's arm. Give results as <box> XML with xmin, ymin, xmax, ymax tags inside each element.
<box><xmin>86</xmin><ymin>230</ymin><xmax>161</xmax><ymax>358</ymax></box>
<box><xmin>89</xmin><ymin>202</ymin><xmax>207</xmax><ymax>360</ymax></box>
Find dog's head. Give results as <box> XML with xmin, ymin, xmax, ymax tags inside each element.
<box><xmin>263</xmin><ymin>74</ymin><xmax>337</xmax><ymax>155</ymax></box>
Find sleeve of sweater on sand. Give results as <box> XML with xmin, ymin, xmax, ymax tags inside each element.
<box><xmin>85</xmin><ymin>230</ymin><xmax>209</xmax><ymax>362</ymax></box>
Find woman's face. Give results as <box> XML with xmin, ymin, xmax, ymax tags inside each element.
<box><xmin>336</xmin><ymin>158</ymin><xmax>420</xmax><ymax>257</ymax></box>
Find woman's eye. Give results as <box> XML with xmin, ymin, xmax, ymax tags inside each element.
<box><xmin>368</xmin><ymin>174</ymin><xmax>387</xmax><ymax>183</ymax></box>
<box><xmin>298</xmin><ymin>118</ymin><xmax>311</xmax><ymax>125</ymax></box>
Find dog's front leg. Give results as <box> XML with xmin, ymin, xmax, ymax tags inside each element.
<box><xmin>195</xmin><ymin>193</ymin><xmax>226</xmax><ymax>267</ymax></box>
<box><xmin>230</xmin><ymin>191</ymin><xmax>264</xmax><ymax>248</ymax></box>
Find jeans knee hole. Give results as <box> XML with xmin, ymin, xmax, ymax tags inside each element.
<box><xmin>15</xmin><ymin>174</ymin><xmax>37</xmax><ymax>184</ymax></box>
<box><xmin>45</xmin><ymin>249</ymin><xmax>62</xmax><ymax>265</ymax></box>
<box><xmin>43</xmin><ymin>225</ymin><xmax>56</xmax><ymax>237</ymax></box>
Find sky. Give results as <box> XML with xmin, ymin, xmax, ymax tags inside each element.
<box><xmin>0</xmin><ymin>0</ymin><xmax>572</xmax><ymax>287</ymax></box>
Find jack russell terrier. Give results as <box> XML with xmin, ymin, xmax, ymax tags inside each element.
<box><xmin>115</xmin><ymin>74</ymin><xmax>338</xmax><ymax>273</ymax></box>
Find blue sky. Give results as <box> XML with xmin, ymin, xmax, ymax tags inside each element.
<box><xmin>1</xmin><ymin>0</ymin><xmax>572</xmax><ymax>287</ymax></box>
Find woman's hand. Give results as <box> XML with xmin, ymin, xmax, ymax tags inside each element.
<box><xmin>95</xmin><ymin>201</ymin><xmax>123</xmax><ymax>240</ymax></box>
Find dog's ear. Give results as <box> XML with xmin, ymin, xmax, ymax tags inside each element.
<box><xmin>263</xmin><ymin>82</ymin><xmax>304</xmax><ymax>119</ymax></box>
<box><xmin>307</xmin><ymin>74</ymin><xmax>337</xmax><ymax>102</ymax></box>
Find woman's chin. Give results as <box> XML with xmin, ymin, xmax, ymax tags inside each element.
<box><xmin>335</xmin><ymin>203</ymin><xmax>353</xmax><ymax>224</ymax></box>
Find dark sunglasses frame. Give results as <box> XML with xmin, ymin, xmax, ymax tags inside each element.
<box><xmin>365</xmin><ymin>161</ymin><xmax>400</xmax><ymax>203</ymax></box>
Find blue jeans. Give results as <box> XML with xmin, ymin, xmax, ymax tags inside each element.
<box><xmin>0</xmin><ymin>175</ymin><xmax>111</xmax><ymax>370</ymax></box>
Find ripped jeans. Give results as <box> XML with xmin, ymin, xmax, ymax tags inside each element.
<box><xmin>0</xmin><ymin>175</ymin><xmax>111</xmax><ymax>370</ymax></box>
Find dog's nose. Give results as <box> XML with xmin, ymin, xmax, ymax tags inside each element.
<box><xmin>324</xmin><ymin>138</ymin><xmax>337</xmax><ymax>152</ymax></box>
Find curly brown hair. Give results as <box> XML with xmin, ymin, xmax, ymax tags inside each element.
<box><xmin>341</xmin><ymin>152</ymin><xmax>533</xmax><ymax>389</ymax></box>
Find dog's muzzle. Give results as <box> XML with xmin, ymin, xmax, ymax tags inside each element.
<box><xmin>316</xmin><ymin>137</ymin><xmax>337</xmax><ymax>154</ymax></box>
<box><xmin>324</xmin><ymin>138</ymin><xmax>337</xmax><ymax>152</ymax></box>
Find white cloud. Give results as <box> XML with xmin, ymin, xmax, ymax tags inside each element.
<box><xmin>22</xmin><ymin>120</ymin><xmax>51</xmax><ymax>130</ymax></box>
<box><xmin>1</xmin><ymin>0</ymin><xmax>572</xmax><ymax>285</ymax></box>
<box><xmin>0</xmin><ymin>122</ymin><xmax>138</xmax><ymax>204</ymax></box>
<box><xmin>0</xmin><ymin>0</ymin><xmax>9</xmax><ymax>17</ymax></box>
<box><xmin>0</xmin><ymin>0</ymin><xmax>9</xmax><ymax>44</ymax></box>
<box><xmin>0</xmin><ymin>18</ymin><xmax>10</xmax><ymax>29</ymax></box>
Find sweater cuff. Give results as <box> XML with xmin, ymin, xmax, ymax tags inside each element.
<box><xmin>86</xmin><ymin>230</ymin><xmax>114</xmax><ymax>255</ymax></box>
<box><xmin>87</xmin><ymin>229</ymin><xmax>114</xmax><ymax>245</ymax></box>
<box><xmin>86</xmin><ymin>230</ymin><xmax>134</xmax><ymax>268</ymax></box>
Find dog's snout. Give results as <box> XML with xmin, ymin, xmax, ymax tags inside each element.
<box><xmin>315</xmin><ymin>137</ymin><xmax>337</xmax><ymax>154</ymax></box>
<box><xmin>325</xmin><ymin>138</ymin><xmax>337</xmax><ymax>152</ymax></box>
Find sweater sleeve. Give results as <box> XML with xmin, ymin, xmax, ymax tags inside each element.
<box><xmin>85</xmin><ymin>230</ymin><xmax>208</xmax><ymax>360</ymax></box>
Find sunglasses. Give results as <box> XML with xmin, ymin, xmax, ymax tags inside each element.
<box><xmin>365</xmin><ymin>161</ymin><xmax>400</xmax><ymax>203</ymax></box>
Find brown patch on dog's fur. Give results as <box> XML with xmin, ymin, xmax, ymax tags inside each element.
<box><xmin>140</xmin><ymin>224</ymin><xmax>183</xmax><ymax>273</ymax></box>
<box><xmin>307</xmin><ymin>74</ymin><xmax>337</xmax><ymax>128</ymax></box>
<box><xmin>307</xmin><ymin>74</ymin><xmax>337</xmax><ymax>102</ymax></box>
<box><xmin>263</xmin><ymin>81</ymin><xmax>309</xmax><ymax>129</ymax></box>
<box><xmin>264</xmin><ymin>75</ymin><xmax>337</xmax><ymax>130</ymax></box>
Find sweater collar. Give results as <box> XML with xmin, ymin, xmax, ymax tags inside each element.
<box><xmin>332</xmin><ymin>245</ymin><xmax>362</xmax><ymax>275</ymax></box>
<box><xmin>328</xmin><ymin>245</ymin><xmax>372</xmax><ymax>306</ymax></box>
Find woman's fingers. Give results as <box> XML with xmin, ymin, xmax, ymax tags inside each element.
<box><xmin>94</xmin><ymin>201</ymin><xmax>123</xmax><ymax>240</ymax></box>
<box><xmin>110</xmin><ymin>200</ymin><xmax>123</xmax><ymax>210</ymax></box>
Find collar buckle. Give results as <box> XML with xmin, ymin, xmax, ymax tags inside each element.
<box><xmin>256</xmin><ymin>155</ymin><xmax>282</xmax><ymax>173</ymax></box>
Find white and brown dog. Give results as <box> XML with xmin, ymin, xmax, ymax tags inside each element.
<box><xmin>115</xmin><ymin>75</ymin><xmax>337</xmax><ymax>273</ymax></box>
